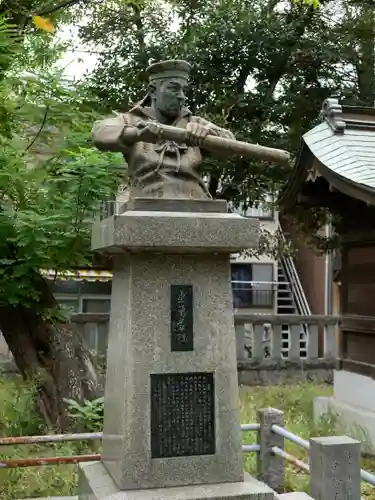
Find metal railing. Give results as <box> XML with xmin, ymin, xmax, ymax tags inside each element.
<box><xmin>270</xmin><ymin>424</ymin><xmax>375</xmax><ymax>485</ymax></box>
<box><xmin>232</xmin><ymin>280</ymin><xmax>277</xmax><ymax>309</ymax></box>
<box><xmin>0</xmin><ymin>432</ymin><xmax>101</xmax><ymax>468</ymax></box>
<box><xmin>278</xmin><ymin>222</ymin><xmax>311</xmax><ymax>317</ymax></box>
<box><xmin>1</xmin><ymin>410</ymin><xmax>374</xmax><ymax>495</ymax></box>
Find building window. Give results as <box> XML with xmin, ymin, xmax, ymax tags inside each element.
<box><xmin>82</xmin><ymin>298</ymin><xmax>111</xmax><ymax>313</ymax></box>
<box><xmin>58</xmin><ymin>298</ymin><xmax>79</xmax><ymax>314</ymax></box>
<box><xmin>55</xmin><ymin>294</ymin><xmax>111</xmax><ymax>356</ymax></box>
<box><xmin>55</xmin><ymin>294</ymin><xmax>111</xmax><ymax>314</ymax></box>
<box><xmin>231</xmin><ymin>263</ymin><xmax>274</xmax><ymax>308</ymax></box>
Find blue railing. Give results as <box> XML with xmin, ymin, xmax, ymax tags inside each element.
<box><xmin>240</xmin><ymin>422</ymin><xmax>375</xmax><ymax>487</ymax></box>
<box><xmin>1</xmin><ymin>421</ymin><xmax>375</xmax><ymax>489</ymax></box>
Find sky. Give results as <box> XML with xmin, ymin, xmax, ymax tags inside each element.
<box><xmin>56</xmin><ymin>24</ymin><xmax>98</xmax><ymax>80</ymax></box>
<box><xmin>55</xmin><ymin>1</ymin><xmax>178</xmax><ymax>81</ymax></box>
<box><xmin>55</xmin><ymin>0</ymin><xmax>344</xmax><ymax>82</ymax></box>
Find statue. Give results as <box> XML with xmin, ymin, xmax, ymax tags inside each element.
<box><xmin>92</xmin><ymin>59</ymin><xmax>290</xmax><ymax>200</ymax></box>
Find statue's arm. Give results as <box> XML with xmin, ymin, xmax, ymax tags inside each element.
<box><xmin>91</xmin><ymin>113</ymin><xmax>139</xmax><ymax>152</ymax></box>
<box><xmin>203</xmin><ymin>120</ymin><xmax>235</xmax><ymax>140</ymax></box>
<box><xmin>192</xmin><ymin>116</ymin><xmax>235</xmax><ymax>157</ymax></box>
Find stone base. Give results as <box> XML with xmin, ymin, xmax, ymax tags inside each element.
<box><xmin>314</xmin><ymin>396</ymin><xmax>375</xmax><ymax>455</ymax></box>
<box><xmin>276</xmin><ymin>495</ymin><xmax>313</xmax><ymax>500</ymax></box>
<box><xmin>120</xmin><ymin>198</ymin><xmax>228</xmax><ymax>214</ymax></box>
<box><xmin>78</xmin><ymin>462</ymin><xmax>275</xmax><ymax>500</ymax></box>
<box><xmin>101</xmin><ymin>252</ymin><xmax>244</xmax><ymax>489</ymax></box>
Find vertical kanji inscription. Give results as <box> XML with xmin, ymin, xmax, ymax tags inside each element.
<box><xmin>170</xmin><ymin>285</ymin><xmax>194</xmax><ymax>351</ymax></box>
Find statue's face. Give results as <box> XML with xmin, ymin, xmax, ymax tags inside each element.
<box><xmin>151</xmin><ymin>77</ymin><xmax>188</xmax><ymax>119</ymax></box>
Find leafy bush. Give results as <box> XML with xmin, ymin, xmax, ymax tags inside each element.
<box><xmin>64</xmin><ymin>397</ymin><xmax>104</xmax><ymax>432</ymax></box>
<box><xmin>0</xmin><ymin>376</ymin><xmax>44</xmax><ymax>437</ymax></box>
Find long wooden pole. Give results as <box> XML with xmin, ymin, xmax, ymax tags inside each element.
<box><xmin>136</xmin><ymin>123</ymin><xmax>291</xmax><ymax>165</ymax></box>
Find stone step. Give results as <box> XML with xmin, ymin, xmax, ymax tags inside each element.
<box><xmin>276</xmin><ymin>494</ymin><xmax>313</xmax><ymax>500</ymax></box>
<box><xmin>277</xmin><ymin>494</ymin><xmax>365</xmax><ymax>500</ymax></box>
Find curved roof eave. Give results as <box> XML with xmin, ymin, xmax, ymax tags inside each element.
<box><xmin>278</xmin><ymin>142</ymin><xmax>312</xmax><ymax>210</ymax></box>
<box><xmin>279</xmin><ymin>98</ymin><xmax>375</xmax><ymax>210</ymax></box>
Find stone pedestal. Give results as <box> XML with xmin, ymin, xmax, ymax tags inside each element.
<box><xmin>79</xmin><ymin>198</ymin><xmax>273</xmax><ymax>499</ymax></box>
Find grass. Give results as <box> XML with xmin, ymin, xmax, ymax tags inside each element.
<box><xmin>0</xmin><ymin>376</ymin><xmax>85</xmax><ymax>499</ymax></box>
<box><xmin>0</xmin><ymin>377</ymin><xmax>374</xmax><ymax>499</ymax></box>
<box><xmin>239</xmin><ymin>383</ymin><xmax>375</xmax><ymax>499</ymax></box>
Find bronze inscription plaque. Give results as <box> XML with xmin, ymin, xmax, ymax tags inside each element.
<box><xmin>150</xmin><ymin>372</ymin><xmax>215</xmax><ymax>458</ymax></box>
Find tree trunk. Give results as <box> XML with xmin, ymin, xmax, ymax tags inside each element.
<box><xmin>0</xmin><ymin>277</ymin><xmax>102</xmax><ymax>431</ymax></box>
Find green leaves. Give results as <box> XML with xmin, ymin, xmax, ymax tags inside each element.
<box><xmin>291</xmin><ymin>0</ymin><xmax>321</xmax><ymax>7</ymax></box>
<box><xmin>0</xmin><ymin>15</ymin><xmax>124</xmax><ymax>309</ymax></box>
<box><xmin>0</xmin><ymin>146</ymin><xmax>122</xmax><ymax>307</ymax></box>
<box><xmin>64</xmin><ymin>396</ymin><xmax>104</xmax><ymax>432</ymax></box>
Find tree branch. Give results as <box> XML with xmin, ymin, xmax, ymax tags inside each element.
<box><xmin>25</xmin><ymin>106</ymin><xmax>49</xmax><ymax>152</ymax></box>
<box><xmin>251</xmin><ymin>5</ymin><xmax>318</xmax><ymax>142</ymax></box>
<box><xmin>37</xmin><ymin>0</ymin><xmax>83</xmax><ymax>16</ymax></box>
<box><xmin>129</xmin><ymin>2</ymin><xmax>148</xmax><ymax>67</ymax></box>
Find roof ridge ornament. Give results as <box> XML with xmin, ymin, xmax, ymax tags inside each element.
<box><xmin>319</xmin><ymin>98</ymin><xmax>346</xmax><ymax>134</ymax></box>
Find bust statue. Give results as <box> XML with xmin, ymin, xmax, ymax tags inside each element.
<box><xmin>91</xmin><ymin>59</ymin><xmax>235</xmax><ymax>199</ymax></box>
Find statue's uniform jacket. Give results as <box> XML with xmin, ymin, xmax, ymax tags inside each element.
<box><xmin>92</xmin><ymin>105</ymin><xmax>234</xmax><ymax>196</ymax></box>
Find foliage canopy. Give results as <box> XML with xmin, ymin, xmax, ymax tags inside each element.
<box><xmin>0</xmin><ymin>14</ymin><xmax>122</xmax><ymax>309</ymax></box>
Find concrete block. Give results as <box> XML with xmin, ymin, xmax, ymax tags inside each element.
<box><xmin>334</xmin><ymin>370</ymin><xmax>375</xmax><ymax>414</ymax></box>
<box><xmin>309</xmin><ymin>436</ymin><xmax>361</xmax><ymax>500</ymax></box>
<box><xmin>257</xmin><ymin>408</ymin><xmax>284</xmax><ymax>493</ymax></box>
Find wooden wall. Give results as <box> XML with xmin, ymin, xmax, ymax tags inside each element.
<box><xmin>341</xmin><ymin>243</ymin><xmax>375</xmax><ymax>365</ymax></box>
<box><xmin>344</xmin><ymin>245</ymin><xmax>375</xmax><ymax>316</ymax></box>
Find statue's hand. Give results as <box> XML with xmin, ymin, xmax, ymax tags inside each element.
<box><xmin>185</xmin><ymin>122</ymin><xmax>210</xmax><ymax>146</ymax></box>
<box><xmin>136</xmin><ymin>120</ymin><xmax>164</xmax><ymax>140</ymax></box>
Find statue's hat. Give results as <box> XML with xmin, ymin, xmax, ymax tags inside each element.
<box><xmin>146</xmin><ymin>60</ymin><xmax>191</xmax><ymax>82</ymax></box>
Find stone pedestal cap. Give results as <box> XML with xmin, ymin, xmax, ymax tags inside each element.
<box><xmin>92</xmin><ymin>199</ymin><xmax>259</xmax><ymax>254</ymax></box>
